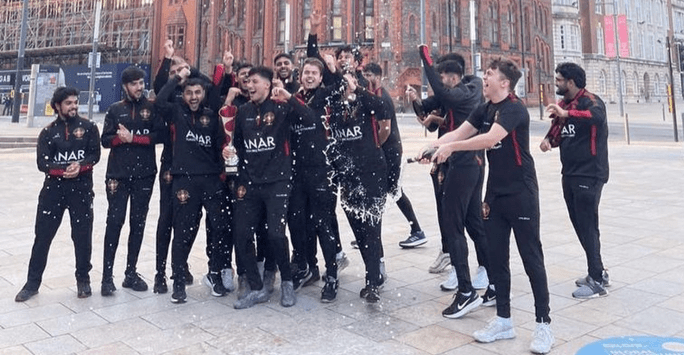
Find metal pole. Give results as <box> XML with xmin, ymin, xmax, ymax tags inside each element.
<box><xmin>666</xmin><ymin>36</ymin><xmax>679</xmax><ymax>142</ymax></box>
<box><xmin>470</xmin><ymin>0</ymin><xmax>476</xmax><ymax>75</ymax></box>
<box><xmin>27</xmin><ymin>64</ymin><xmax>38</xmax><ymax>128</ymax></box>
<box><xmin>613</xmin><ymin>0</ymin><xmax>625</xmax><ymax>117</ymax></box>
<box><xmin>519</xmin><ymin>0</ymin><xmax>525</xmax><ymax>94</ymax></box>
<box><xmin>538</xmin><ymin>60</ymin><xmax>544</xmax><ymax>120</ymax></box>
<box><xmin>448</xmin><ymin>0</ymin><xmax>452</xmax><ymax>52</ymax></box>
<box><xmin>87</xmin><ymin>0</ymin><xmax>102</xmax><ymax>121</ymax></box>
<box><xmin>421</xmin><ymin>0</ymin><xmax>427</xmax><ymax>99</ymax></box>
<box><xmin>284</xmin><ymin>3</ymin><xmax>291</xmax><ymax>53</ymax></box>
<box><xmin>624</xmin><ymin>113</ymin><xmax>630</xmax><ymax>145</ymax></box>
<box><xmin>11</xmin><ymin>0</ymin><xmax>29</xmax><ymax>123</ymax></box>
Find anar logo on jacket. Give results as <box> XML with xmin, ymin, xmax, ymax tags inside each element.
<box><xmin>244</xmin><ymin>136</ymin><xmax>276</xmax><ymax>152</ymax></box>
<box><xmin>332</xmin><ymin>126</ymin><xmax>362</xmax><ymax>141</ymax></box>
<box><xmin>185</xmin><ymin>130</ymin><xmax>212</xmax><ymax>147</ymax></box>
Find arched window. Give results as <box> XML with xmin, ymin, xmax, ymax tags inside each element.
<box><xmin>598</xmin><ymin>70</ymin><xmax>607</xmax><ymax>94</ymax></box>
<box><xmin>509</xmin><ymin>4</ymin><xmax>517</xmax><ymax>48</ymax></box>
<box><xmin>489</xmin><ymin>4</ymin><xmax>499</xmax><ymax>45</ymax></box>
<box><xmin>409</xmin><ymin>15</ymin><xmax>417</xmax><ymax>39</ymax></box>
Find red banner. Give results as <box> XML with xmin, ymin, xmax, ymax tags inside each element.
<box><xmin>604</xmin><ymin>15</ymin><xmax>616</xmax><ymax>58</ymax></box>
<box><xmin>618</xmin><ymin>15</ymin><xmax>629</xmax><ymax>57</ymax></box>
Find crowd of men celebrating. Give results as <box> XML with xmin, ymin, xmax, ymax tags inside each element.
<box><xmin>13</xmin><ymin>13</ymin><xmax>611</xmax><ymax>354</ymax></box>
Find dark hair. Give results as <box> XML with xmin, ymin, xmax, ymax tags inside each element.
<box><xmin>302</xmin><ymin>57</ymin><xmax>324</xmax><ymax>73</ymax></box>
<box><xmin>437</xmin><ymin>53</ymin><xmax>466</xmax><ymax>71</ymax></box>
<box><xmin>436</xmin><ymin>60</ymin><xmax>463</xmax><ymax>76</ymax></box>
<box><xmin>181</xmin><ymin>78</ymin><xmax>207</xmax><ymax>92</ymax></box>
<box><xmin>248</xmin><ymin>66</ymin><xmax>274</xmax><ymax>82</ymax></box>
<box><xmin>50</xmin><ymin>86</ymin><xmax>79</xmax><ymax>111</ymax></box>
<box><xmin>273</xmin><ymin>53</ymin><xmax>294</xmax><ymax>64</ymax></box>
<box><xmin>363</xmin><ymin>62</ymin><xmax>382</xmax><ymax>76</ymax></box>
<box><xmin>235</xmin><ymin>61</ymin><xmax>253</xmax><ymax>74</ymax></box>
<box><xmin>555</xmin><ymin>62</ymin><xmax>586</xmax><ymax>89</ymax></box>
<box><xmin>121</xmin><ymin>65</ymin><xmax>146</xmax><ymax>84</ymax></box>
<box><xmin>488</xmin><ymin>59</ymin><xmax>522</xmax><ymax>91</ymax></box>
<box><xmin>335</xmin><ymin>45</ymin><xmax>363</xmax><ymax>63</ymax></box>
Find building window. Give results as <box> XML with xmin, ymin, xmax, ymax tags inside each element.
<box><xmin>278</xmin><ymin>0</ymin><xmax>286</xmax><ymax>44</ymax></box>
<box><xmin>599</xmin><ymin>70</ymin><xmax>606</xmax><ymax>94</ymax></box>
<box><xmin>364</xmin><ymin>0</ymin><xmax>374</xmax><ymax>41</ymax></box>
<box><xmin>489</xmin><ymin>4</ymin><xmax>499</xmax><ymax>46</ymax></box>
<box><xmin>302</xmin><ymin>0</ymin><xmax>312</xmax><ymax>38</ymax></box>
<box><xmin>597</xmin><ymin>25</ymin><xmax>605</xmax><ymax>55</ymax></box>
<box><xmin>409</xmin><ymin>15</ymin><xmax>416</xmax><ymax>39</ymax></box>
<box><xmin>509</xmin><ymin>5</ymin><xmax>517</xmax><ymax>49</ymax></box>
<box><xmin>168</xmin><ymin>25</ymin><xmax>185</xmax><ymax>49</ymax></box>
<box><xmin>237</xmin><ymin>0</ymin><xmax>245</xmax><ymax>26</ymax></box>
<box><xmin>332</xmin><ymin>0</ymin><xmax>343</xmax><ymax>41</ymax></box>
<box><xmin>254</xmin><ymin>1</ymin><xmax>263</xmax><ymax>32</ymax></box>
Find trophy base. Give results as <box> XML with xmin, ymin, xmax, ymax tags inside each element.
<box><xmin>224</xmin><ymin>166</ymin><xmax>238</xmax><ymax>176</ymax></box>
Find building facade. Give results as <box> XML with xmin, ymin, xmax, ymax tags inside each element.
<box><xmin>154</xmin><ymin>0</ymin><xmax>555</xmax><ymax>106</ymax></box>
<box><xmin>0</xmin><ymin>0</ymin><xmax>154</xmax><ymax>70</ymax></box>
<box><xmin>553</xmin><ymin>0</ymin><xmax>681</xmax><ymax>104</ymax></box>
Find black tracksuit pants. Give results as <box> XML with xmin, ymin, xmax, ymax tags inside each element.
<box><xmin>340</xmin><ymin>170</ymin><xmax>386</xmax><ymax>287</ymax></box>
<box><xmin>386</xmin><ymin>149</ymin><xmax>421</xmax><ymax>233</ymax></box>
<box><xmin>431</xmin><ymin>164</ymin><xmax>449</xmax><ymax>254</ymax></box>
<box><xmin>233</xmin><ymin>180</ymin><xmax>293</xmax><ymax>290</ymax></box>
<box><xmin>289</xmin><ymin>166</ymin><xmax>339</xmax><ymax>279</ymax></box>
<box><xmin>155</xmin><ymin>166</ymin><xmax>174</xmax><ymax>276</ymax></box>
<box><xmin>23</xmin><ymin>176</ymin><xmax>94</xmax><ymax>291</ymax></box>
<box><xmin>171</xmin><ymin>174</ymin><xmax>229</xmax><ymax>284</ymax></box>
<box><xmin>102</xmin><ymin>175</ymin><xmax>155</xmax><ymax>280</ymax></box>
<box><xmin>562</xmin><ymin>176</ymin><xmax>605</xmax><ymax>282</ymax></box>
<box><xmin>486</xmin><ymin>189</ymin><xmax>551</xmax><ymax>323</ymax></box>
<box><xmin>441</xmin><ymin>164</ymin><xmax>489</xmax><ymax>294</ymax></box>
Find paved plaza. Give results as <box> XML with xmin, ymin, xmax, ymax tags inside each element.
<box><xmin>1</xmin><ymin>101</ymin><xmax>684</xmax><ymax>354</ymax></box>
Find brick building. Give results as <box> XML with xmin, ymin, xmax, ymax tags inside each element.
<box><xmin>0</xmin><ymin>0</ymin><xmax>154</xmax><ymax>70</ymax></box>
<box><xmin>154</xmin><ymin>0</ymin><xmax>555</xmax><ymax>106</ymax></box>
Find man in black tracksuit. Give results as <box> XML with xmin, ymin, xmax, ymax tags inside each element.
<box><xmin>152</xmin><ymin>41</ymin><xmax>225</xmax><ymax>294</ymax></box>
<box><xmin>224</xmin><ymin>66</ymin><xmax>302</xmax><ymax>309</ymax></box>
<box><xmin>424</xmin><ymin>59</ymin><xmax>553</xmax><ymax>352</ymax></box>
<box><xmin>363</xmin><ymin>63</ymin><xmax>426</xmax><ymax>257</ymax></box>
<box><xmin>412</xmin><ymin>47</ymin><xmax>493</xmax><ymax>318</ymax></box>
<box><xmin>101</xmin><ymin>66</ymin><xmax>163</xmax><ymax>296</ymax></box>
<box><xmin>287</xmin><ymin>58</ymin><xmax>343</xmax><ymax>302</ymax></box>
<box><xmin>15</xmin><ymin>87</ymin><xmax>100</xmax><ymax>302</ymax></box>
<box><xmin>329</xmin><ymin>73</ymin><xmax>387</xmax><ymax>303</ymax></box>
<box><xmin>408</xmin><ymin>51</ymin><xmax>491</xmax><ymax>280</ymax></box>
<box><xmin>155</xmin><ymin>69</ymin><xmax>230</xmax><ymax>303</ymax></box>
<box><xmin>541</xmin><ymin>62</ymin><xmax>610</xmax><ymax>299</ymax></box>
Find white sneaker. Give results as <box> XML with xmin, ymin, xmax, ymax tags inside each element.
<box><xmin>473</xmin><ymin>316</ymin><xmax>516</xmax><ymax>343</ymax></box>
<box><xmin>221</xmin><ymin>268</ymin><xmax>235</xmax><ymax>292</ymax></box>
<box><xmin>472</xmin><ymin>266</ymin><xmax>489</xmax><ymax>290</ymax></box>
<box><xmin>429</xmin><ymin>252</ymin><xmax>451</xmax><ymax>274</ymax></box>
<box><xmin>530</xmin><ymin>322</ymin><xmax>554</xmax><ymax>354</ymax></box>
<box><xmin>440</xmin><ymin>266</ymin><xmax>458</xmax><ymax>291</ymax></box>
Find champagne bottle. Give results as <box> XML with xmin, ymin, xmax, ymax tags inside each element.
<box><xmin>406</xmin><ymin>146</ymin><xmax>437</xmax><ymax>164</ymax></box>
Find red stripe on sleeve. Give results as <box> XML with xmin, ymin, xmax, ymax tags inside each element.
<box><xmin>568</xmin><ymin>109</ymin><xmax>592</xmax><ymax>119</ymax></box>
<box><xmin>132</xmin><ymin>135</ymin><xmax>151</xmax><ymax>145</ymax></box>
<box><xmin>591</xmin><ymin>125</ymin><xmax>597</xmax><ymax>156</ymax></box>
<box><xmin>511</xmin><ymin>130</ymin><xmax>522</xmax><ymax>166</ymax></box>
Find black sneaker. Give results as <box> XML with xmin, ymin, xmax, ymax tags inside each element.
<box><xmin>303</xmin><ymin>266</ymin><xmax>320</xmax><ymax>287</ymax></box>
<box><xmin>77</xmin><ymin>281</ymin><xmax>92</xmax><ymax>299</ymax></box>
<box><xmin>292</xmin><ymin>267</ymin><xmax>313</xmax><ymax>291</ymax></box>
<box><xmin>398</xmin><ymin>230</ymin><xmax>428</xmax><ymax>248</ymax></box>
<box><xmin>15</xmin><ymin>288</ymin><xmax>38</xmax><ymax>302</ymax></box>
<box><xmin>321</xmin><ymin>276</ymin><xmax>338</xmax><ymax>303</ymax></box>
<box><xmin>101</xmin><ymin>279</ymin><xmax>117</xmax><ymax>296</ymax></box>
<box><xmin>203</xmin><ymin>272</ymin><xmax>227</xmax><ymax>297</ymax></box>
<box><xmin>364</xmin><ymin>286</ymin><xmax>380</xmax><ymax>303</ymax></box>
<box><xmin>153</xmin><ymin>273</ymin><xmax>168</xmax><ymax>294</ymax></box>
<box><xmin>122</xmin><ymin>273</ymin><xmax>148</xmax><ymax>292</ymax></box>
<box><xmin>171</xmin><ymin>282</ymin><xmax>186</xmax><ymax>303</ymax></box>
<box><xmin>442</xmin><ymin>291</ymin><xmax>483</xmax><ymax>319</ymax></box>
<box><xmin>173</xmin><ymin>268</ymin><xmax>194</xmax><ymax>285</ymax></box>
<box><xmin>482</xmin><ymin>285</ymin><xmax>496</xmax><ymax>307</ymax></box>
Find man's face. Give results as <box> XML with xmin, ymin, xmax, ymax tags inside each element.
<box><xmin>555</xmin><ymin>73</ymin><xmax>570</xmax><ymax>96</ymax></box>
<box><xmin>182</xmin><ymin>84</ymin><xmax>205</xmax><ymax>112</ymax></box>
<box><xmin>336</xmin><ymin>51</ymin><xmax>356</xmax><ymax>73</ymax></box>
<box><xmin>482</xmin><ymin>67</ymin><xmax>508</xmax><ymax>100</ymax></box>
<box><xmin>440</xmin><ymin>72</ymin><xmax>461</xmax><ymax>89</ymax></box>
<box><xmin>56</xmin><ymin>95</ymin><xmax>79</xmax><ymax>119</ymax></box>
<box><xmin>237</xmin><ymin>67</ymin><xmax>252</xmax><ymax>91</ymax></box>
<box><xmin>246</xmin><ymin>74</ymin><xmax>271</xmax><ymax>103</ymax></box>
<box><xmin>274</xmin><ymin>57</ymin><xmax>294</xmax><ymax>80</ymax></box>
<box><xmin>123</xmin><ymin>78</ymin><xmax>145</xmax><ymax>100</ymax></box>
<box><xmin>169</xmin><ymin>62</ymin><xmax>190</xmax><ymax>78</ymax></box>
<box><xmin>362</xmin><ymin>71</ymin><xmax>380</xmax><ymax>89</ymax></box>
<box><xmin>300</xmin><ymin>64</ymin><xmax>322</xmax><ymax>90</ymax></box>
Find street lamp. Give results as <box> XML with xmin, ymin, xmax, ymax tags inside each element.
<box><xmin>596</xmin><ymin>0</ymin><xmax>625</xmax><ymax>117</ymax></box>
<box><xmin>665</xmin><ymin>36</ymin><xmax>680</xmax><ymax>142</ymax></box>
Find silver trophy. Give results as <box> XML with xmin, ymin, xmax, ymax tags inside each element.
<box><xmin>225</xmin><ymin>144</ymin><xmax>238</xmax><ymax>175</ymax></box>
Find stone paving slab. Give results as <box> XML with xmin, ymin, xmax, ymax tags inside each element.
<box><xmin>1</xmin><ymin>107</ymin><xmax>684</xmax><ymax>354</ymax></box>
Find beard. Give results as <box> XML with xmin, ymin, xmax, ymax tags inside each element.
<box><xmin>556</xmin><ymin>86</ymin><xmax>568</xmax><ymax>96</ymax></box>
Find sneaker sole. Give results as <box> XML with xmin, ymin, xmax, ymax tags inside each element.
<box><xmin>474</xmin><ymin>329</ymin><xmax>517</xmax><ymax>343</ymax></box>
<box><xmin>399</xmin><ymin>239</ymin><xmax>428</xmax><ymax>248</ymax></box>
<box><xmin>171</xmin><ymin>297</ymin><xmax>186</xmax><ymax>304</ymax></box>
<box><xmin>428</xmin><ymin>259</ymin><xmax>451</xmax><ymax>274</ymax></box>
<box><xmin>321</xmin><ymin>297</ymin><xmax>336</xmax><ymax>303</ymax></box>
<box><xmin>440</xmin><ymin>283</ymin><xmax>458</xmax><ymax>291</ymax></box>
<box><xmin>572</xmin><ymin>291</ymin><xmax>609</xmax><ymax>299</ymax></box>
<box><xmin>443</xmin><ymin>297</ymin><xmax>483</xmax><ymax>319</ymax></box>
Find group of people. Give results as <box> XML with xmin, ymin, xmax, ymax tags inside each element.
<box><xmin>13</xmin><ymin>17</ymin><xmax>610</xmax><ymax>354</ymax></box>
